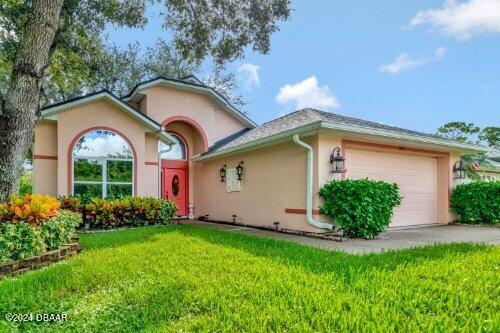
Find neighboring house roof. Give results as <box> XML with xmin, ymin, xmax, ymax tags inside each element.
<box><xmin>121</xmin><ymin>76</ymin><xmax>257</xmax><ymax>128</ymax></box>
<box><xmin>198</xmin><ymin>108</ymin><xmax>488</xmax><ymax>160</ymax></box>
<box><xmin>41</xmin><ymin>90</ymin><xmax>176</xmax><ymax>145</ymax></box>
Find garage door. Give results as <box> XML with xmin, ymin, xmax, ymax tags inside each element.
<box><xmin>345</xmin><ymin>148</ymin><xmax>438</xmax><ymax>227</ymax></box>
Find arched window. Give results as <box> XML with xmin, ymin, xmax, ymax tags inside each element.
<box><xmin>159</xmin><ymin>132</ymin><xmax>187</xmax><ymax>160</ymax></box>
<box><xmin>73</xmin><ymin>130</ymin><xmax>134</xmax><ymax>198</ymax></box>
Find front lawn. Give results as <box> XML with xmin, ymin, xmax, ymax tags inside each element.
<box><xmin>0</xmin><ymin>225</ymin><xmax>498</xmax><ymax>332</ymax></box>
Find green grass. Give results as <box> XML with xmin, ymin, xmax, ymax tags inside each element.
<box><xmin>0</xmin><ymin>225</ymin><xmax>498</xmax><ymax>332</ymax></box>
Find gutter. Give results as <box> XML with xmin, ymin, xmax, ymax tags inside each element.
<box><xmin>292</xmin><ymin>134</ymin><xmax>334</xmax><ymax>231</ymax></box>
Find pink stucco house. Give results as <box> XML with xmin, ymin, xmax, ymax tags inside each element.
<box><xmin>33</xmin><ymin>75</ymin><xmax>486</xmax><ymax>232</ymax></box>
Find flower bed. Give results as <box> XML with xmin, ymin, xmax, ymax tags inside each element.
<box><xmin>0</xmin><ymin>194</ymin><xmax>82</xmax><ymax>267</ymax></box>
<box><xmin>59</xmin><ymin>196</ymin><xmax>177</xmax><ymax>230</ymax></box>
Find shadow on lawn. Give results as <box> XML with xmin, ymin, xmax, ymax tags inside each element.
<box><xmin>79</xmin><ymin>225</ymin><xmax>175</xmax><ymax>250</ymax></box>
<box><xmin>174</xmin><ymin>225</ymin><xmax>491</xmax><ymax>281</ymax></box>
<box><xmin>79</xmin><ymin>224</ymin><xmax>491</xmax><ymax>282</ymax></box>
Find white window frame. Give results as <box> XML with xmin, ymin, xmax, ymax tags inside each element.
<box><xmin>73</xmin><ymin>156</ymin><xmax>134</xmax><ymax>198</ymax></box>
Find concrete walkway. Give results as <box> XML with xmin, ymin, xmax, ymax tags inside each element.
<box><xmin>184</xmin><ymin>221</ymin><xmax>500</xmax><ymax>254</ymax></box>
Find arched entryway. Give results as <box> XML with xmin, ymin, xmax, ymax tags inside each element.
<box><xmin>160</xmin><ymin>117</ymin><xmax>208</xmax><ymax>216</ymax></box>
<box><xmin>159</xmin><ymin>132</ymin><xmax>188</xmax><ymax>215</ymax></box>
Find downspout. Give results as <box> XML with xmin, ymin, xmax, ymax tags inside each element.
<box><xmin>158</xmin><ymin>145</ymin><xmax>173</xmax><ymax>198</ymax></box>
<box><xmin>292</xmin><ymin>134</ymin><xmax>334</xmax><ymax>230</ymax></box>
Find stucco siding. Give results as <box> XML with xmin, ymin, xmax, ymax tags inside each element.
<box><xmin>33</xmin><ymin>121</ymin><xmax>58</xmax><ymax>195</ymax></box>
<box><xmin>213</xmin><ymin>108</ymin><xmax>248</xmax><ymax>142</ymax></box>
<box><xmin>193</xmin><ymin>138</ymin><xmax>323</xmax><ymax>232</ymax></box>
<box><xmin>56</xmin><ymin>99</ymin><xmax>147</xmax><ymax>196</ymax></box>
<box><xmin>34</xmin><ymin>121</ymin><xmax>57</xmax><ymax>156</ymax></box>
<box><xmin>141</xmin><ymin>86</ymin><xmax>247</xmax><ymax>147</ymax></box>
<box><xmin>33</xmin><ymin>159</ymin><xmax>57</xmax><ymax>196</ymax></box>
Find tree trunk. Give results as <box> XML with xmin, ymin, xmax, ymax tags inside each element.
<box><xmin>0</xmin><ymin>0</ymin><xmax>64</xmax><ymax>201</ymax></box>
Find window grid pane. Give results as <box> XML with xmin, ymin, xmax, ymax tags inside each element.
<box><xmin>107</xmin><ymin>160</ymin><xmax>133</xmax><ymax>182</ymax></box>
<box><xmin>74</xmin><ymin>159</ymin><xmax>103</xmax><ymax>181</ymax></box>
<box><xmin>74</xmin><ymin>183</ymin><xmax>102</xmax><ymax>198</ymax></box>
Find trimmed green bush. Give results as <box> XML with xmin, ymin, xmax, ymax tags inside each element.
<box><xmin>41</xmin><ymin>211</ymin><xmax>82</xmax><ymax>250</ymax></box>
<box><xmin>0</xmin><ymin>222</ymin><xmax>45</xmax><ymax>263</ymax></box>
<box><xmin>0</xmin><ymin>210</ymin><xmax>81</xmax><ymax>264</ymax></box>
<box><xmin>450</xmin><ymin>181</ymin><xmax>500</xmax><ymax>225</ymax></box>
<box><xmin>59</xmin><ymin>196</ymin><xmax>177</xmax><ymax>229</ymax></box>
<box><xmin>319</xmin><ymin>179</ymin><xmax>402</xmax><ymax>238</ymax></box>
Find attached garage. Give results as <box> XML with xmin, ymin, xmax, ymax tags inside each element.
<box><xmin>345</xmin><ymin>148</ymin><xmax>439</xmax><ymax>227</ymax></box>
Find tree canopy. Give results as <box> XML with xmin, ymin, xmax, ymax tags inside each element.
<box><xmin>436</xmin><ymin>122</ymin><xmax>480</xmax><ymax>143</ymax></box>
<box><xmin>436</xmin><ymin>121</ymin><xmax>499</xmax><ymax>149</ymax></box>
<box><xmin>0</xmin><ymin>0</ymin><xmax>291</xmax><ymax>105</ymax></box>
<box><xmin>0</xmin><ymin>0</ymin><xmax>292</xmax><ymax>200</ymax></box>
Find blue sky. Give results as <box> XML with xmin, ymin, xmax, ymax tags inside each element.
<box><xmin>108</xmin><ymin>0</ymin><xmax>500</xmax><ymax>134</ymax></box>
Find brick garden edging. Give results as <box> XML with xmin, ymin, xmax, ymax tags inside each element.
<box><xmin>0</xmin><ymin>241</ymin><xmax>82</xmax><ymax>279</ymax></box>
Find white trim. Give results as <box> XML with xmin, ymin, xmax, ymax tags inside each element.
<box><xmin>195</xmin><ymin>120</ymin><xmax>487</xmax><ymax>161</ymax></box>
<box><xmin>319</xmin><ymin>121</ymin><xmax>487</xmax><ymax>153</ymax></box>
<box><xmin>41</xmin><ymin>92</ymin><xmax>176</xmax><ymax>145</ymax></box>
<box><xmin>73</xmin><ymin>155</ymin><xmax>134</xmax><ymax>198</ymax></box>
<box><xmin>123</xmin><ymin>78</ymin><xmax>257</xmax><ymax>128</ymax></box>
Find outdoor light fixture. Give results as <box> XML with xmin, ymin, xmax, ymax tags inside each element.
<box><xmin>330</xmin><ymin>147</ymin><xmax>345</xmax><ymax>173</ymax></box>
<box><xmin>219</xmin><ymin>164</ymin><xmax>227</xmax><ymax>182</ymax></box>
<box><xmin>453</xmin><ymin>160</ymin><xmax>467</xmax><ymax>179</ymax></box>
<box><xmin>236</xmin><ymin>161</ymin><xmax>244</xmax><ymax>180</ymax></box>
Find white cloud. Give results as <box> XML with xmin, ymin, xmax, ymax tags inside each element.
<box><xmin>276</xmin><ymin>76</ymin><xmax>341</xmax><ymax>111</ymax></box>
<box><xmin>410</xmin><ymin>0</ymin><xmax>500</xmax><ymax>40</ymax></box>
<box><xmin>379</xmin><ymin>47</ymin><xmax>446</xmax><ymax>74</ymax></box>
<box><xmin>237</xmin><ymin>63</ymin><xmax>260</xmax><ymax>89</ymax></box>
<box><xmin>74</xmin><ymin>133</ymin><xmax>132</xmax><ymax>158</ymax></box>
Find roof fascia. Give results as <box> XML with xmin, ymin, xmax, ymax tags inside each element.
<box><xmin>194</xmin><ymin>122</ymin><xmax>322</xmax><ymax>161</ymax></box>
<box><xmin>41</xmin><ymin>92</ymin><xmax>175</xmax><ymax>145</ymax></box>
<box><xmin>320</xmin><ymin>121</ymin><xmax>488</xmax><ymax>153</ymax></box>
<box><xmin>122</xmin><ymin>78</ymin><xmax>257</xmax><ymax>128</ymax></box>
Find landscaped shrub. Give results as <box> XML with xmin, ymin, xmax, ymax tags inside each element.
<box><xmin>0</xmin><ymin>194</ymin><xmax>81</xmax><ymax>263</ymax></box>
<box><xmin>450</xmin><ymin>181</ymin><xmax>500</xmax><ymax>225</ymax></box>
<box><xmin>0</xmin><ymin>222</ymin><xmax>45</xmax><ymax>263</ymax></box>
<box><xmin>41</xmin><ymin>211</ymin><xmax>82</xmax><ymax>250</ymax></box>
<box><xmin>319</xmin><ymin>179</ymin><xmax>402</xmax><ymax>238</ymax></box>
<box><xmin>0</xmin><ymin>209</ymin><xmax>81</xmax><ymax>264</ymax></box>
<box><xmin>59</xmin><ymin>196</ymin><xmax>177</xmax><ymax>229</ymax></box>
<box><xmin>0</xmin><ymin>194</ymin><xmax>60</xmax><ymax>224</ymax></box>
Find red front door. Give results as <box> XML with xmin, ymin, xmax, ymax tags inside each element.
<box><xmin>163</xmin><ymin>168</ymin><xmax>188</xmax><ymax>215</ymax></box>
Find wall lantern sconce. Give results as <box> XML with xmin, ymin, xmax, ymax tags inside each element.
<box><xmin>219</xmin><ymin>164</ymin><xmax>227</xmax><ymax>182</ymax></box>
<box><xmin>453</xmin><ymin>160</ymin><xmax>467</xmax><ymax>179</ymax></box>
<box><xmin>236</xmin><ymin>161</ymin><xmax>244</xmax><ymax>180</ymax></box>
<box><xmin>330</xmin><ymin>147</ymin><xmax>345</xmax><ymax>173</ymax></box>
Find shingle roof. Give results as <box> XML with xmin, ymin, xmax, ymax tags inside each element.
<box><xmin>203</xmin><ymin>108</ymin><xmax>451</xmax><ymax>155</ymax></box>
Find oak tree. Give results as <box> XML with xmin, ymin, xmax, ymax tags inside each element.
<box><xmin>0</xmin><ymin>0</ymin><xmax>291</xmax><ymax>200</ymax></box>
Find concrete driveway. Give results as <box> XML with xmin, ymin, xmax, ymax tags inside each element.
<box><xmin>185</xmin><ymin>221</ymin><xmax>500</xmax><ymax>254</ymax></box>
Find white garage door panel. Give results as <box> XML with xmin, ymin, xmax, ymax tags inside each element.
<box><xmin>346</xmin><ymin>148</ymin><xmax>438</xmax><ymax>227</ymax></box>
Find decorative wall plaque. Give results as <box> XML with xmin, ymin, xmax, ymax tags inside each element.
<box><xmin>226</xmin><ymin>168</ymin><xmax>241</xmax><ymax>192</ymax></box>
